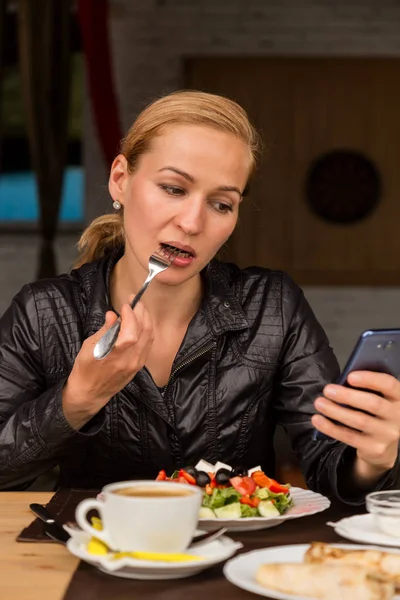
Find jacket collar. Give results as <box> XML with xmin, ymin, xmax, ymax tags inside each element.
<box><xmin>81</xmin><ymin>250</ymin><xmax>249</xmax><ymax>338</ymax></box>
<box><xmin>80</xmin><ymin>249</ymin><xmax>121</xmax><ymax>337</ymax></box>
<box><xmin>202</xmin><ymin>260</ymin><xmax>249</xmax><ymax>335</ymax></box>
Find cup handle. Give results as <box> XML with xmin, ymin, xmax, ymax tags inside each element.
<box><xmin>75</xmin><ymin>498</ymin><xmax>116</xmax><ymax>550</ymax></box>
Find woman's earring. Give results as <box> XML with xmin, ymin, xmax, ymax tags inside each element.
<box><xmin>113</xmin><ymin>199</ymin><xmax>122</xmax><ymax>211</ymax></box>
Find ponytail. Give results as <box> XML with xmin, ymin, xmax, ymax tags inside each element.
<box><xmin>74</xmin><ymin>213</ymin><xmax>124</xmax><ymax>268</ymax></box>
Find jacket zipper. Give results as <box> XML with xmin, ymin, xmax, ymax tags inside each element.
<box><xmin>163</xmin><ymin>339</ymin><xmax>216</xmax><ymax>464</ymax></box>
<box><xmin>165</xmin><ymin>340</ymin><xmax>216</xmax><ymax>391</ymax></box>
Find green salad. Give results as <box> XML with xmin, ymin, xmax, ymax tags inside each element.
<box><xmin>156</xmin><ymin>464</ymin><xmax>294</xmax><ymax>519</ymax></box>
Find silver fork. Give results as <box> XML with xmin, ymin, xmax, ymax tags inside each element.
<box><xmin>93</xmin><ymin>245</ymin><xmax>179</xmax><ymax>360</ymax></box>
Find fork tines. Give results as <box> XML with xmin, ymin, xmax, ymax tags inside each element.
<box><xmin>154</xmin><ymin>244</ymin><xmax>180</xmax><ymax>265</ymax></box>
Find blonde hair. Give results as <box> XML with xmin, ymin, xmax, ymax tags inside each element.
<box><xmin>75</xmin><ymin>90</ymin><xmax>261</xmax><ymax>267</ymax></box>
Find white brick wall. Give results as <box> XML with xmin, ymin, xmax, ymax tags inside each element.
<box><xmin>0</xmin><ymin>234</ymin><xmax>79</xmax><ymax>317</ymax></box>
<box><xmin>304</xmin><ymin>287</ymin><xmax>400</xmax><ymax>367</ymax></box>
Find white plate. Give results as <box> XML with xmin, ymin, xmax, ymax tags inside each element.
<box><xmin>199</xmin><ymin>487</ymin><xmax>330</xmax><ymax>531</ymax></box>
<box><xmin>66</xmin><ymin>528</ymin><xmax>242</xmax><ymax>580</ymax></box>
<box><xmin>223</xmin><ymin>543</ymin><xmax>400</xmax><ymax>599</ymax></box>
<box><xmin>329</xmin><ymin>513</ymin><xmax>400</xmax><ymax>548</ymax></box>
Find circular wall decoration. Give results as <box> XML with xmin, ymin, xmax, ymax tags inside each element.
<box><xmin>305</xmin><ymin>150</ymin><xmax>382</xmax><ymax>224</ymax></box>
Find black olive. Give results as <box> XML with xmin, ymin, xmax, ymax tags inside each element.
<box><xmin>195</xmin><ymin>470</ymin><xmax>211</xmax><ymax>487</ymax></box>
<box><xmin>215</xmin><ymin>468</ymin><xmax>232</xmax><ymax>485</ymax></box>
<box><xmin>183</xmin><ymin>466</ymin><xmax>198</xmax><ymax>478</ymax></box>
<box><xmin>231</xmin><ymin>465</ymin><xmax>248</xmax><ymax>477</ymax></box>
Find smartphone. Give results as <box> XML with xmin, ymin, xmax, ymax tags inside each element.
<box><xmin>313</xmin><ymin>328</ymin><xmax>400</xmax><ymax>441</ymax></box>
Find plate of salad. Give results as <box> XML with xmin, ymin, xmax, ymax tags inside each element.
<box><xmin>155</xmin><ymin>461</ymin><xmax>330</xmax><ymax>532</ymax></box>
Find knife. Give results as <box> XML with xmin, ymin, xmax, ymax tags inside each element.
<box><xmin>29</xmin><ymin>503</ymin><xmax>71</xmax><ymax>544</ymax></box>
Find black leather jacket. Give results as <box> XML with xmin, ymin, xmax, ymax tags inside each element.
<box><xmin>0</xmin><ymin>251</ymin><xmax>394</xmax><ymax>498</ymax></box>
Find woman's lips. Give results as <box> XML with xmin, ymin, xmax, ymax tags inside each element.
<box><xmin>171</xmin><ymin>253</ymin><xmax>196</xmax><ymax>267</ymax></box>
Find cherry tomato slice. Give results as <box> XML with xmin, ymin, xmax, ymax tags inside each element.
<box><xmin>178</xmin><ymin>469</ymin><xmax>197</xmax><ymax>485</ymax></box>
<box><xmin>251</xmin><ymin>470</ymin><xmax>272</xmax><ymax>488</ymax></box>
<box><xmin>251</xmin><ymin>470</ymin><xmax>289</xmax><ymax>493</ymax></box>
<box><xmin>229</xmin><ymin>476</ymin><xmax>256</xmax><ymax>496</ymax></box>
<box><xmin>268</xmin><ymin>480</ymin><xmax>289</xmax><ymax>494</ymax></box>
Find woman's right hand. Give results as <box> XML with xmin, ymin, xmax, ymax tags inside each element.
<box><xmin>62</xmin><ymin>299</ymin><xmax>154</xmax><ymax>430</ymax></box>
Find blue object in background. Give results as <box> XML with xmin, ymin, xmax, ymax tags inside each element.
<box><xmin>0</xmin><ymin>166</ymin><xmax>84</xmax><ymax>222</ymax></box>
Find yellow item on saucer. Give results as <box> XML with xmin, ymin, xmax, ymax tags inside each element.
<box><xmin>91</xmin><ymin>516</ymin><xmax>103</xmax><ymax>531</ymax></box>
<box><xmin>85</xmin><ymin>517</ymin><xmax>202</xmax><ymax>561</ymax></box>
<box><xmin>113</xmin><ymin>551</ymin><xmax>203</xmax><ymax>562</ymax></box>
<box><xmin>87</xmin><ymin>537</ymin><xmax>109</xmax><ymax>555</ymax></box>
<box><xmin>86</xmin><ymin>516</ymin><xmax>108</xmax><ymax>554</ymax></box>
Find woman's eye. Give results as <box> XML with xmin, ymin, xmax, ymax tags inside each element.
<box><xmin>212</xmin><ymin>201</ymin><xmax>233</xmax><ymax>214</ymax></box>
<box><xmin>159</xmin><ymin>184</ymin><xmax>185</xmax><ymax>196</ymax></box>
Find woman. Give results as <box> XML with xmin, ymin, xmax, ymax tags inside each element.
<box><xmin>0</xmin><ymin>90</ymin><xmax>399</xmax><ymax>499</ymax></box>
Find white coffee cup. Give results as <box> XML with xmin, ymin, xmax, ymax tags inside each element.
<box><xmin>75</xmin><ymin>480</ymin><xmax>202</xmax><ymax>552</ymax></box>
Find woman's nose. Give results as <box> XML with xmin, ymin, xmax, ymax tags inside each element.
<box><xmin>175</xmin><ymin>198</ymin><xmax>205</xmax><ymax>235</ymax></box>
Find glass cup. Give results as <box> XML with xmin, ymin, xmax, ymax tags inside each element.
<box><xmin>75</xmin><ymin>480</ymin><xmax>202</xmax><ymax>552</ymax></box>
<box><xmin>366</xmin><ymin>490</ymin><xmax>400</xmax><ymax>538</ymax></box>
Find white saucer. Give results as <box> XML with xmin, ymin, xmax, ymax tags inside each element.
<box><xmin>329</xmin><ymin>513</ymin><xmax>400</xmax><ymax>547</ymax></box>
<box><xmin>66</xmin><ymin>528</ymin><xmax>242</xmax><ymax>580</ymax></box>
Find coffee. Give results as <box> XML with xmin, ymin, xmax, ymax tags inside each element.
<box><xmin>112</xmin><ymin>486</ymin><xmax>194</xmax><ymax>498</ymax></box>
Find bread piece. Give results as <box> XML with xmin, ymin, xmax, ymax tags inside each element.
<box><xmin>255</xmin><ymin>562</ymin><xmax>394</xmax><ymax>600</ymax></box>
<box><xmin>305</xmin><ymin>542</ymin><xmax>400</xmax><ymax>587</ymax></box>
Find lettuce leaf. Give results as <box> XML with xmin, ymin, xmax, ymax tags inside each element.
<box><xmin>240</xmin><ymin>504</ymin><xmax>258</xmax><ymax>518</ymax></box>
<box><xmin>202</xmin><ymin>487</ymin><xmax>241</xmax><ymax>509</ymax></box>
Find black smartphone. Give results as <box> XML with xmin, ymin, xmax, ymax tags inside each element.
<box><xmin>313</xmin><ymin>328</ymin><xmax>400</xmax><ymax>441</ymax></box>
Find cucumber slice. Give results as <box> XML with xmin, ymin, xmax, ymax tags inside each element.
<box><xmin>258</xmin><ymin>499</ymin><xmax>280</xmax><ymax>517</ymax></box>
<box><xmin>214</xmin><ymin>502</ymin><xmax>242</xmax><ymax>519</ymax></box>
<box><xmin>198</xmin><ymin>506</ymin><xmax>216</xmax><ymax>519</ymax></box>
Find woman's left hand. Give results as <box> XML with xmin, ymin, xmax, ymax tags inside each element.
<box><xmin>312</xmin><ymin>371</ymin><xmax>400</xmax><ymax>481</ymax></box>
